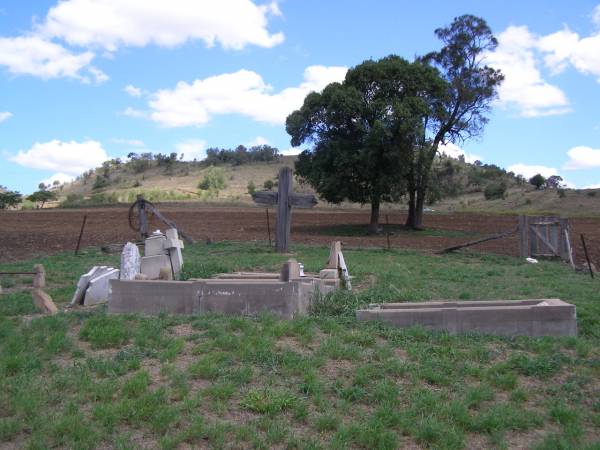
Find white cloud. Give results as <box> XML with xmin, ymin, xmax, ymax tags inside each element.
<box><xmin>508</xmin><ymin>163</ymin><xmax>558</xmax><ymax>179</ymax></box>
<box><xmin>438</xmin><ymin>142</ymin><xmax>482</xmax><ymax>164</ymax></box>
<box><xmin>280</xmin><ymin>147</ymin><xmax>303</xmax><ymax>156</ymax></box>
<box><xmin>486</xmin><ymin>26</ymin><xmax>571</xmax><ymax>118</ymax></box>
<box><xmin>176</xmin><ymin>139</ymin><xmax>207</xmax><ymax>161</ymax></box>
<box><xmin>584</xmin><ymin>183</ymin><xmax>600</xmax><ymax>189</ymax></box>
<box><xmin>0</xmin><ymin>111</ymin><xmax>12</xmax><ymax>123</ymax></box>
<box><xmin>41</xmin><ymin>0</ymin><xmax>284</xmax><ymax>51</ymax></box>
<box><xmin>539</xmin><ymin>28</ymin><xmax>600</xmax><ymax>82</ymax></box>
<box><xmin>594</xmin><ymin>5</ymin><xmax>600</xmax><ymax>27</ymax></box>
<box><xmin>111</xmin><ymin>138</ymin><xmax>145</xmax><ymax>147</ymax></box>
<box><xmin>10</xmin><ymin>139</ymin><xmax>109</xmax><ymax>175</ymax></box>
<box><xmin>40</xmin><ymin>172</ymin><xmax>75</xmax><ymax>186</ymax></box>
<box><xmin>124</xmin><ymin>84</ymin><xmax>142</xmax><ymax>97</ymax></box>
<box><xmin>145</xmin><ymin>65</ymin><xmax>347</xmax><ymax>127</ymax></box>
<box><xmin>248</xmin><ymin>136</ymin><xmax>270</xmax><ymax>147</ymax></box>
<box><xmin>563</xmin><ymin>146</ymin><xmax>600</xmax><ymax>170</ymax></box>
<box><xmin>120</xmin><ymin>107</ymin><xmax>148</xmax><ymax>119</ymax></box>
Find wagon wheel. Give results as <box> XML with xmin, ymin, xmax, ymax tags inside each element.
<box><xmin>128</xmin><ymin>197</ymin><xmax>155</xmax><ymax>237</ymax></box>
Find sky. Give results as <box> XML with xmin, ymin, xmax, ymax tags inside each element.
<box><xmin>1</xmin><ymin>0</ymin><xmax>600</xmax><ymax>193</ymax></box>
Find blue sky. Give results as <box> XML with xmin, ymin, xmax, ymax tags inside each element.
<box><xmin>1</xmin><ymin>0</ymin><xmax>600</xmax><ymax>193</ymax></box>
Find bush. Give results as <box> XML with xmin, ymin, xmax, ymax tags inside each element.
<box><xmin>557</xmin><ymin>188</ymin><xmax>566</xmax><ymax>198</ymax></box>
<box><xmin>198</xmin><ymin>167</ymin><xmax>226</xmax><ymax>197</ymax></box>
<box><xmin>247</xmin><ymin>180</ymin><xmax>256</xmax><ymax>195</ymax></box>
<box><xmin>263</xmin><ymin>179</ymin><xmax>275</xmax><ymax>190</ymax></box>
<box><xmin>92</xmin><ymin>176</ymin><xmax>110</xmax><ymax>190</ymax></box>
<box><xmin>484</xmin><ymin>182</ymin><xmax>507</xmax><ymax>200</ymax></box>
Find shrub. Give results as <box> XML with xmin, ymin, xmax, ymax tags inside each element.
<box><xmin>92</xmin><ymin>176</ymin><xmax>110</xmax><ymax>190</ymax></box>
<box><xmin>483</xmin><ymin>182</ymin><xmax>507</xmax><ymax>200</ymax></box>
<box><xmin>263</xmin><ymin>179</ymin><xmax>275</xmax><ymax>190</ymax></box>
<box><xmin>198</xmin><ymin>167</ymin><xmax>226</xmax><ymax>197</ymax></box>
<box><xmin>247</xmin><ymin>180</ymin><xmax>256</xmax><ymax>195</ymax></box>
<box><xmin>557</xmin><ymin>188</ymin><xmax>566</xmax><ymax>198</ymax></box>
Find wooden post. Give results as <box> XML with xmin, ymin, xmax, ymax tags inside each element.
<box><xmin>74</xmin><ymin>214</ymin><xmax>87</xmax><ymax>255</ymax></box>
<box><xmin>385</xmin><ymin>215</ymin><xmax>391</xmax><ymax>250</ymax></box>
<box><xmin>137</xmin><ymin>195</ymin><xmax>149</xmax><ymax>240</ymax></box>
<box><xmin>580</xmin><ymin>234</ymin><xmax>594</xmax><ymax>279</ymax></box>
<box><xmin>265</xmin><ymin>208</ymin><xmax>272</xmax><ymax>247</ymax></box>
<box><xmin>518</xmin><ymin>215</ymin><xmax>528</xmax><ymax>257</ymax></box>
<box><xmin>276</xmin><ymin>167</ymin><xmax>293</xmax><ymax>253</ymax></box>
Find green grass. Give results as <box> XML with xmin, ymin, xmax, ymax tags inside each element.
<box><xmin>1</xmin><ymin>241</ymin><xmax>599</xmax><ymax>448</ymax></box>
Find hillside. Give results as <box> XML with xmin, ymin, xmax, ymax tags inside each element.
<box><xmin>52</xmin><ymin>151</ymin><xmax>600</xmax><ymax>217</ymax></box>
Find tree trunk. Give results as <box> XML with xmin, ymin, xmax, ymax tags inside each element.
<box><xmin>405</xmin><ymin>188</ymin><xmax>416</xmax><ymax>228</ymax></box>
<box><xmin>369</xmin><ymin>196</ymin><xmax>381</xmax><ymax>234</ymax></box>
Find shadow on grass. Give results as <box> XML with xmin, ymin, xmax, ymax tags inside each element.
<box><xmin>293</xmin><ymin>223</ymin><xmax>478</xmax><ymax>238</ymax></box>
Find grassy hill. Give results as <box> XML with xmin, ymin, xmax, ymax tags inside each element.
<box><xmin>52</xmin><ymin>152</ymin><xmax>600</xmax><ymax>217</ymax></box>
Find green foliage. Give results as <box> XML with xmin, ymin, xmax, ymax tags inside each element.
<box><xmin>198</xmin><ymin>166</ymin><xmax>226</xmax><ymax>196</ymax></box>
<box><xmin>288</xmin><ymin>55</ymin><xmax>445</xmax><ymax>231</ymax></box>
<box><xmin>79</xmin><ymin>315</ymin><xmax>131</xmax><ymax>349</ymax></box>
<box><xmin>263</xmin><ymin>179</ymin><xmax>275</xmax><ymax>190</ymax></box>
<box><xmin>246</xmin><ymin>180</ymin><xmax>256</xmax><ymax>195</ymax></box>
<box><xmin>484</xmin><ymin>182</ymin><xmax>507</xmax><ymax>200</ymax></box>
<box><xmin>529</xmin><ymin>173</ymin><xmax>547</xmax><ymax>190</ymax></box>
<box><xmin>205</xmin><ymin>144</ymin><xmax>280</xmax><ymax>166</ymax></box>
<box><xmin>241</xmin><ymin>388</ymin><xmax>297</xmax><ymax>415</ymax></box>
<box><xmin>92</xmin><ymin>175</ymin><xmax>110</xmax><ymax>190</ymax></box>
<box><xmin>26</xmin><ymin>189</ymin><xmax>57</xmax><ymax>208</ymax></box>
<box><xmin>0</xmin><ymin>190</ymin><xmax>22</xmax><ymax>209</ymax></box>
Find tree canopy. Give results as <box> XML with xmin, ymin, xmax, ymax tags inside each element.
<box><xmin>287</xmin><ymin>55</ymin><xmax>446</xmax><ymax>232</ymax></box>
<box><xmin>27</xmin><ymin>190</ymin><xmax>57</xmax><ymax>209</ymax></box>
<box><xmin>0</xmin><ymin>190</ymin><xmax>22</xmax><ymax>209</ymax></box>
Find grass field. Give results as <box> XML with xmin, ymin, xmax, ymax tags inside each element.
<box><xmin>1</xmin><ymin>242</ymin><xmax>599</xmax><ymax>449</ymax></box>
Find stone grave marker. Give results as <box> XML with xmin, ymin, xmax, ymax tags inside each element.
<box><xmin>252</xmin><ymin>167</ymin><xmax>317</xmax><ymax>253</ymax></box>
<box><xmin>84</xmin><ymin>268</ymin><xmax>120</xmax><ymax>306</ymax></box>
<box><xmin>120</xmin><ymin>242</ymin><xmax>141</xmax><ymax>280</ymax></box>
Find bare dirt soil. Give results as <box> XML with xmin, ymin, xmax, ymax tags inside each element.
<box><xmin>1</xmin><ymin>205</ymin><xmax>599</xmax><ymax>266</ymax></box>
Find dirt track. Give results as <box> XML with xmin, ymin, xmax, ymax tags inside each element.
<box><xmin>1</xmin><ymin>205</ymin><xmax>599</xmax><ymax>266</ymax></box>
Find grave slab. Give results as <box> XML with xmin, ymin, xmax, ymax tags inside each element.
<box><xmin>356</xmin><ymin>299</ymin><xmax>577</xmax><ymax>337</ymax></box>
<box><xmin>140</xmin><ymin>254</ymin><xmax>171</xmax><ymax>280</ymax></box>
<box><xmin>120</xmin><ymin>242</ymin><xmax>141</xmax><ymax>280</ymax></box>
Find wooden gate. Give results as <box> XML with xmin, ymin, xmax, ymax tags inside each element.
<box><xmin>518</xmin><ymin>215</ymin><xmax>574</xmax><ymax>265</ymax></box>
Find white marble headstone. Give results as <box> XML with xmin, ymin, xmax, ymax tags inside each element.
<box><xmin>120</xmin><ymin>242</ymin><xmax>141</xmax><ymax>280</ymax></box>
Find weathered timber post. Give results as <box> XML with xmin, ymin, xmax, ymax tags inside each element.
<box><xmin>137</xmin><ymin>194</ymin><xmax>149</xmax><ymax>240</ymax></box>
<box><xmin>251</xmin><ymin>167</ymin><xmax>317</xmax><ymax>253</ymax></box>
<box><xmin>277</xmin><ymin>167</ymin><xmax>293</xmax><ymax>253</ymax></box>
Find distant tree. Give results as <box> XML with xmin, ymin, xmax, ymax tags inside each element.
<box><xmin>529</xmin><ymin>174</ymin><xmax>546</xmax><ymax>190</ymax></box>
<box><xmin>263</xmin><ymin>179</ymin><xmax>275</xmax><ymax>190</ymax></box>
<box><xmin>198</xmin><ymin>167</ymin><xmax>226</xmax><ymax>197</ymax></box>
<box><xmin>38</xmin><ymin>182</ymin><xmax>48</xmax><ymax>190</ymax></box>
<box><xmin>404</xmin><ymin>15</ymin><xmax>504</xmax><ymax>229</ymax></box>
<box><xmin>484</xmin><ymin>182</ymin><xmax>507</xmax><ymax>200</ymax></box>
<box><xmin>546</xmin><ymin>175</ymin><xmax>563</xmax><ymax>189</ymax></box>
<box><xmin>93</xmin><ymin>176</ymin><xmax>110</xmax><ymax>190</ymax></box>
<box><xmin>101</xmin><ymin>161</ymin><xmax>111</xmax><ymax>178</ymax></box>
<box><xmin>247</xmin><ymin>180</ymin><xmax>256</xmax><ymax>195</ymax></box>
<box><xmin>0</xmin><ymin>190</ymin><xmax>22</xmax><ymax>209</ymax></box>
<box><xmin>287</xmin><ymin>55</ymin><xmax>444</xmax><ymax>232</ymax></box>
<box><xmin>27</xmin><ymin>190</ymin><xmax>56</xmax><ymax>209</ymax></box>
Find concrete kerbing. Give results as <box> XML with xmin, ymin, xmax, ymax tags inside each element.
<box><xmin>356</xmin><ymin>299</ymin><xmax>577</xmax><ymax>337</ymax></box>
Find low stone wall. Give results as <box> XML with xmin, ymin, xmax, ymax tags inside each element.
<box><xmin>109</xmin><ymin>277</ymin><xmax>336</xmax><ymax>319</ymax></box>
<box><xmin>356</xmin><ymin>299</ymin><xmax>577</xmax><ymax>337</ymax></box>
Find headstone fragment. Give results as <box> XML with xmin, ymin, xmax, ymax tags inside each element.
<box><xmin>33</xmin><ymin>264</ymin><xmax>46</xmax><ymax>288</ymax></box>
<box><xmin>140</xmin><ymin>254</ymin><xmax>171</xmax><ymax>280</ymax></box>
<box><xmin>280</xmin><ymin>259</ymin><xmax>301</xmax><ymax>281</ymax></box>
<box><xmin>32</xmin><ymin>288</ymin><xmax>58</xmax><ymax>314</ymax></box>
<box><xmin>70</xmin><ymin>266</ymin><xmax>101</xmax><ymax>306</ymax></box>
<box><xmin>120</xmin><ymin>242</ymin><xmax>141</xmax><ymax>280</ymax></box>
<box><xmin>319</xmin><ymin>269</ymin><xmax>339</xmax><ymax>280</ymax></box>
<box><xmin>145</xmin><ymin>234</ymin><xmax>167</xmax><ymax>257</ymax></box>
<box><xmin>84</xmin><ymin>268</ymin><xmax>119</xmax><ymax>306</ymax></box>
<box><xmin>164</xmin><ymin>228</ymin><xmax>184</xmax><ymax>275</ymax></box>
<box><xmin>326</xmin><ymin>241</ymin><xmax>341</xmax><ymax>269</ymax></box>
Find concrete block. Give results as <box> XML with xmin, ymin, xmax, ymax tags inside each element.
<box><xmin>109</xmin><ymin>280</ymin><xmax>200</xmax><ymax>314</ymax></box>
<box><xmin>84</xmin><ymin>269</ymin><xmax>119</xmax><ymax>306</ymax></box>
<box><xmin>319</xmin><ymin>269</ymin><xmax>339</xmax><ymax>279</ymax></box>
<box><xmin>32</xmin><ymin>289</ymin><xmax>58</xmax><ymax>314</ymax></box>
<box><xmin>356</xmin><ymin>299</ymin><xmax>577</xmax><ymax>337</ymax></box>
<box><xmin>280</xmin><ymin>259</ymin><xmax>300</xmax><ymax>281</ymax></box>
<box><xmin>145</xmin><ymin>235</ymin><xmax>167</xmax><ymax>257</ymax></box>
<box><xmin>140</xmin><ymin>254</ymin><xmax>171</xmax><ymax>280</ymax></box>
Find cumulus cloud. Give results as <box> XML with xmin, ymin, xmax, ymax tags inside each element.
<box><xmin>176</xmin><ymin>139</ymin><xmax>207</xmax><ymax>161</ymax></box>
<box><xmin>124</xmin><ymin>84</ymin><xmax>142</xmax><ymax>97</ymax></box>
<box><xmin>40</xmin><ymin>172</ymin><xmax>75</xmax><ymax>186</ymax></box>
<box><xmin>0</xmin><ymin>111</ymin><xmax>12</xmax><ymax>123</ymax></box>
<box><xmin>507</xmin><ymin>163</ymin><xmax>558</xmax><ymax>179</ymax></box>
<box><xmin>280</xmin><ymin>147</ymin><xmax>303</xmax><ymax>156</ymax></box>
<box><xmin>563</xmin><ymin>146</ymin><xmax>600</xmax><ymax>170</ymax></box>
<box><xmin>145</xmin><ymin>65</ymin><xmax>347</xmax><ymax>127</ymax></box>
<box><xmin>438</xmin><ymin>142</ymin><xmax>482</xmax><ymax>164</ymax></box>
<box><xmin>486</xmin><ymin>26</ymin><xmax>571</xmax><ymax>117</ymax></box>
<box><xmin>41</xmin><ymin>0</ymin><xmax>284</xmax><ymax>51</ymax></box>
<box><xmin>247</xmin><ymin>136</ymin><xmax>270</xmax><ymax>146</ymax></box>
<box><xmin>111</xmin><ymin>138</ymin><xmax>145</xmax><ymax>147</ymax></box>
<box><xmin>10</xmin><ymin>139</ymin><xmax>109</xmax><ymax>176</ymax></box>
<box><xmin>0</xmin><ymin>35</ymin><xmax>104</xmax><ymax>82</ymax></box>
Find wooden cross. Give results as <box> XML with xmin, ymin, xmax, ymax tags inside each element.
<box><xmin>252</xmin><ymin>167</ymin><xmax>317</xmax><ymax>252</ymax></box>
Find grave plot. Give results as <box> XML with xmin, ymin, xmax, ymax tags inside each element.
<box><xmin>357</xmin><ymin>299</ymin><xmax>578</xmax><ymax>337</ymax></box>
